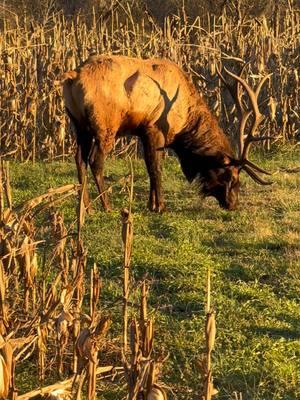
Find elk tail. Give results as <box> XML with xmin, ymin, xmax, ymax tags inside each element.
<box><xmin>61</xmin><ymin>70</ymin><xmax>78</xmax><ymax>84</ymax></box>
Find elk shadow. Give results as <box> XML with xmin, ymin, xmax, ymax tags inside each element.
<box><xmin>249</xmin><ymin>311</ymin><xmax>300</xmax><ymax>341</ymax></box>
<box><xmin>150</xmin><ymin>77</ymin><xmax>179</xmax><ymax>134</ymax></box>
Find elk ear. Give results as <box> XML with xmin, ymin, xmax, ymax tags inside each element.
<box><xmin>217</xmin><ymin>153</ymin><xmax>243</xmax><ymax>168</ymax></box>
<box><xmin>215</xmin><ymin>152</ymin><xmax>234</xmax><ymax>166</ymax></box>
<box><xmin>223</xmin><ymin>155</ymin><xmax>233</xmax><ymax>166</ymax></box>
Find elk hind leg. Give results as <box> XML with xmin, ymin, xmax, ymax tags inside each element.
<box><xmin>75</xmin><ymin>130</ymin><xmax>93</xmax><ymax>212</ymax></box>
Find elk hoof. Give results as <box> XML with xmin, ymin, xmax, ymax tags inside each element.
<box><xmin>156</xmin><ymin>203</ymin><xmax>166</xmax><ymax>213</ymax></box>
<box><xmin>148</xmin><ymin>201</ymin><xmax>165</xmax><ymax>213</ymax></box>
<box><xmin>103</xmin><ymin>203</ymin><xmax>112</xmax><ymax>212</ymax></box>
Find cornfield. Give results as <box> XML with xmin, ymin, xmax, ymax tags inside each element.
<box><xmin>0</xmin><ymin>5</ymin><xmax>299</xmax><ymax>161</ymax></box>
<box><xmin>0</xmin><ymin>160</ymin><xmax>176</xmax><ymax>399</ymax></box>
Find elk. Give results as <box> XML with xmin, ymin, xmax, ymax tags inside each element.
<box><xmin>62</xmin><ymin>55</ymin><xmax>272</xmax><ymax>212</ymax></box>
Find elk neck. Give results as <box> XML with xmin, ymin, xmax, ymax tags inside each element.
<box><xmin>169</xmin><ymin>107</ymin><xmax>235</xmax><ymax>182</ymax></box>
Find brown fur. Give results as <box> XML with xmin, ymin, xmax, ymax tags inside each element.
<box><xmin>63</xmin><ymin>55</ymin><xmax>240</xmax><ymax>211</ymax></box>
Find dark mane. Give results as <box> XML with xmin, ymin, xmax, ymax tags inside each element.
<box><xmin>169</xmin><ymin>104</ymin><xmax>234</xmax><ymax>183</ymax></box>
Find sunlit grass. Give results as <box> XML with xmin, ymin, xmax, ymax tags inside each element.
<box><xmin>10</xmin><ymin>145</ymin><xmax>300</xmax><ymax>399</ymax></box>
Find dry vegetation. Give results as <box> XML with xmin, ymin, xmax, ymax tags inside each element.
<box><xmin>0</xmin><ymin>4</ymin><xmax>299</xmax><ymax>161</ymax></box>
<box><xmin>0</xmin><ymin>160</ymin><xmax>176</xmax><ymax>399</ymax></box>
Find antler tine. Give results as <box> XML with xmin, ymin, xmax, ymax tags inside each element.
<box><xmin>218</xmin><ymin>63</ymin><xmax>250</xmax><ymax>158</ymax></box>
<box><xmin>224</xmin><ymin>67</ymin><xmax>263</xmax><ymax>125</ymax></box>
<box><xmin>217</xmin><ymin>63</ymin><xmax>248</xmax><ymax>116</ymax></box>
<box><xmin>223</xmin><ymin>67</ymin><xmax>272</xmax><ymax>160</ymax></box>
<box><xmin>221</xmin><ymin>67</ymin><xmax>273</xmax><ymax>185</ymax></box>
<box><xmin>243</xmin><ymin>159</ymin><xmax>272</xmax><ymax>175</ymax></box>
<box><xmin>242</xmin><ymin>73</ymin><xmax>272</xmax><ymax>161</ymax></box>
<box><xmin>255</xmin><ymin>73</ymin><xmax>273</xmax><ymax>98</ymax></box>
<box><xmin>243</xmin><ymin>166</ymin><xmax>273</xmax><ymax>185</ymax></box>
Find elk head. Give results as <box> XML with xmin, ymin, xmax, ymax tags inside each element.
<box><xmin>196</xmin><ymin>152</ymin><xmax>240</xmax><ymax>211</ymax></box>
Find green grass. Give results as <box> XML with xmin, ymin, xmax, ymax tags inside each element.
<box><xmin>9</xmin><ymin>146</ymin><xmax>300</xmax><ymax>399</ymax></box>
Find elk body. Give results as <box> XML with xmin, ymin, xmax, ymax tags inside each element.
<box><xmin>63</xmin><ymin>55</ymin><xmax>271</xmax><ymax>212</ymax></box>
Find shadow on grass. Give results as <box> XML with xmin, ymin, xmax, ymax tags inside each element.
<box><xmin>148</xmin><ymin>217</ymin><xmax>177</xmax><ymax>239</ymax></box>
<box><xmin>222</xmin><ymin>263</ymin><xmax>252</xmax><ymax>282</ymax></box>
<box><xmin>202</xmin><ymin>235</ymin><xmax>289</xmax><ymax>259</ymax></box>
<box><xmin>250</xmin><ymin>326</ymin><xmax>300</xmax><ymax>340</ymax></box>
<box><xmin>215</xmin><ymin>371</ymin><xmax>277</xmax><ymax>400</ymax></box>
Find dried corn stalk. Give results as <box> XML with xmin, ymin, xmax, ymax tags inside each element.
<box><xmin>18</xmin><ymin>235</ymin><xmax>38</xmax><ymax>312</ymax></box>
<box><xmin>90</xmin><ymin>264</ymin><xmax>102</xmax><ymax>325</ymax></box>
<box><xmin>75</xmin><ymin>318</ymin><xmax>110</xmax><ymax>400</ymax></box>
<box><xmin>123</xmin><ymin>282</ymin><xmax>167</xmax><ymax>400</ymax></box>
<box><xmin>0</xmin><ymin>261</ymin><xmax>8</xmax><ymax>335</ymax></box>
<box><xmin>0</xmin><ymin>333</ymin><xmax>36</xmax><ymax>399</ymax></box>
<box><xmin>121</xmin><ymin>207</ymin><xmax>133</xmax><ymax>354</ymax></box>
<box><xmin>56</xmin><ymin>309</ymin><xmax>74</xmax><ymax>378</ymax></box>
<box><xmin>0</xmin><ymin>334</ymin><xmax>13</xmax><ymax>400</ymax></box>
<box><xmin>201</xmin><ymin>268</ymin><xmax>218</xmax><ymax>400</ymax></box>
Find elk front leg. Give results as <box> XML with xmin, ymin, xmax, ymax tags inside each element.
<box><xmin>141</xmin><ymin>129</ymin><xmax>165</xmax><ymax>212</ymax></box>
<box><xmin>89</xmin><ymin>140</ymin><xmax>111</xmax><ymax>211</ymax></box>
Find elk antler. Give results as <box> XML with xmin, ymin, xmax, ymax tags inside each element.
<box><xmin>218</xmin><ymin>64</ymin><xmax>273</xmax><ymax>185</ymax></box>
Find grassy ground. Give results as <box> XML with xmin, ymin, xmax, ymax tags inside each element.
<box><xmin>10</xmin><ymin>146</ymin><xmax>300</xmax><ymax>399</ymax></box>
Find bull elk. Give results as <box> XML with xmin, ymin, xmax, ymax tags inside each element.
<box><xmin>62</xmin><ymin>55</ymin><xmax>272</xmax><ymax>212</ymax></box>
